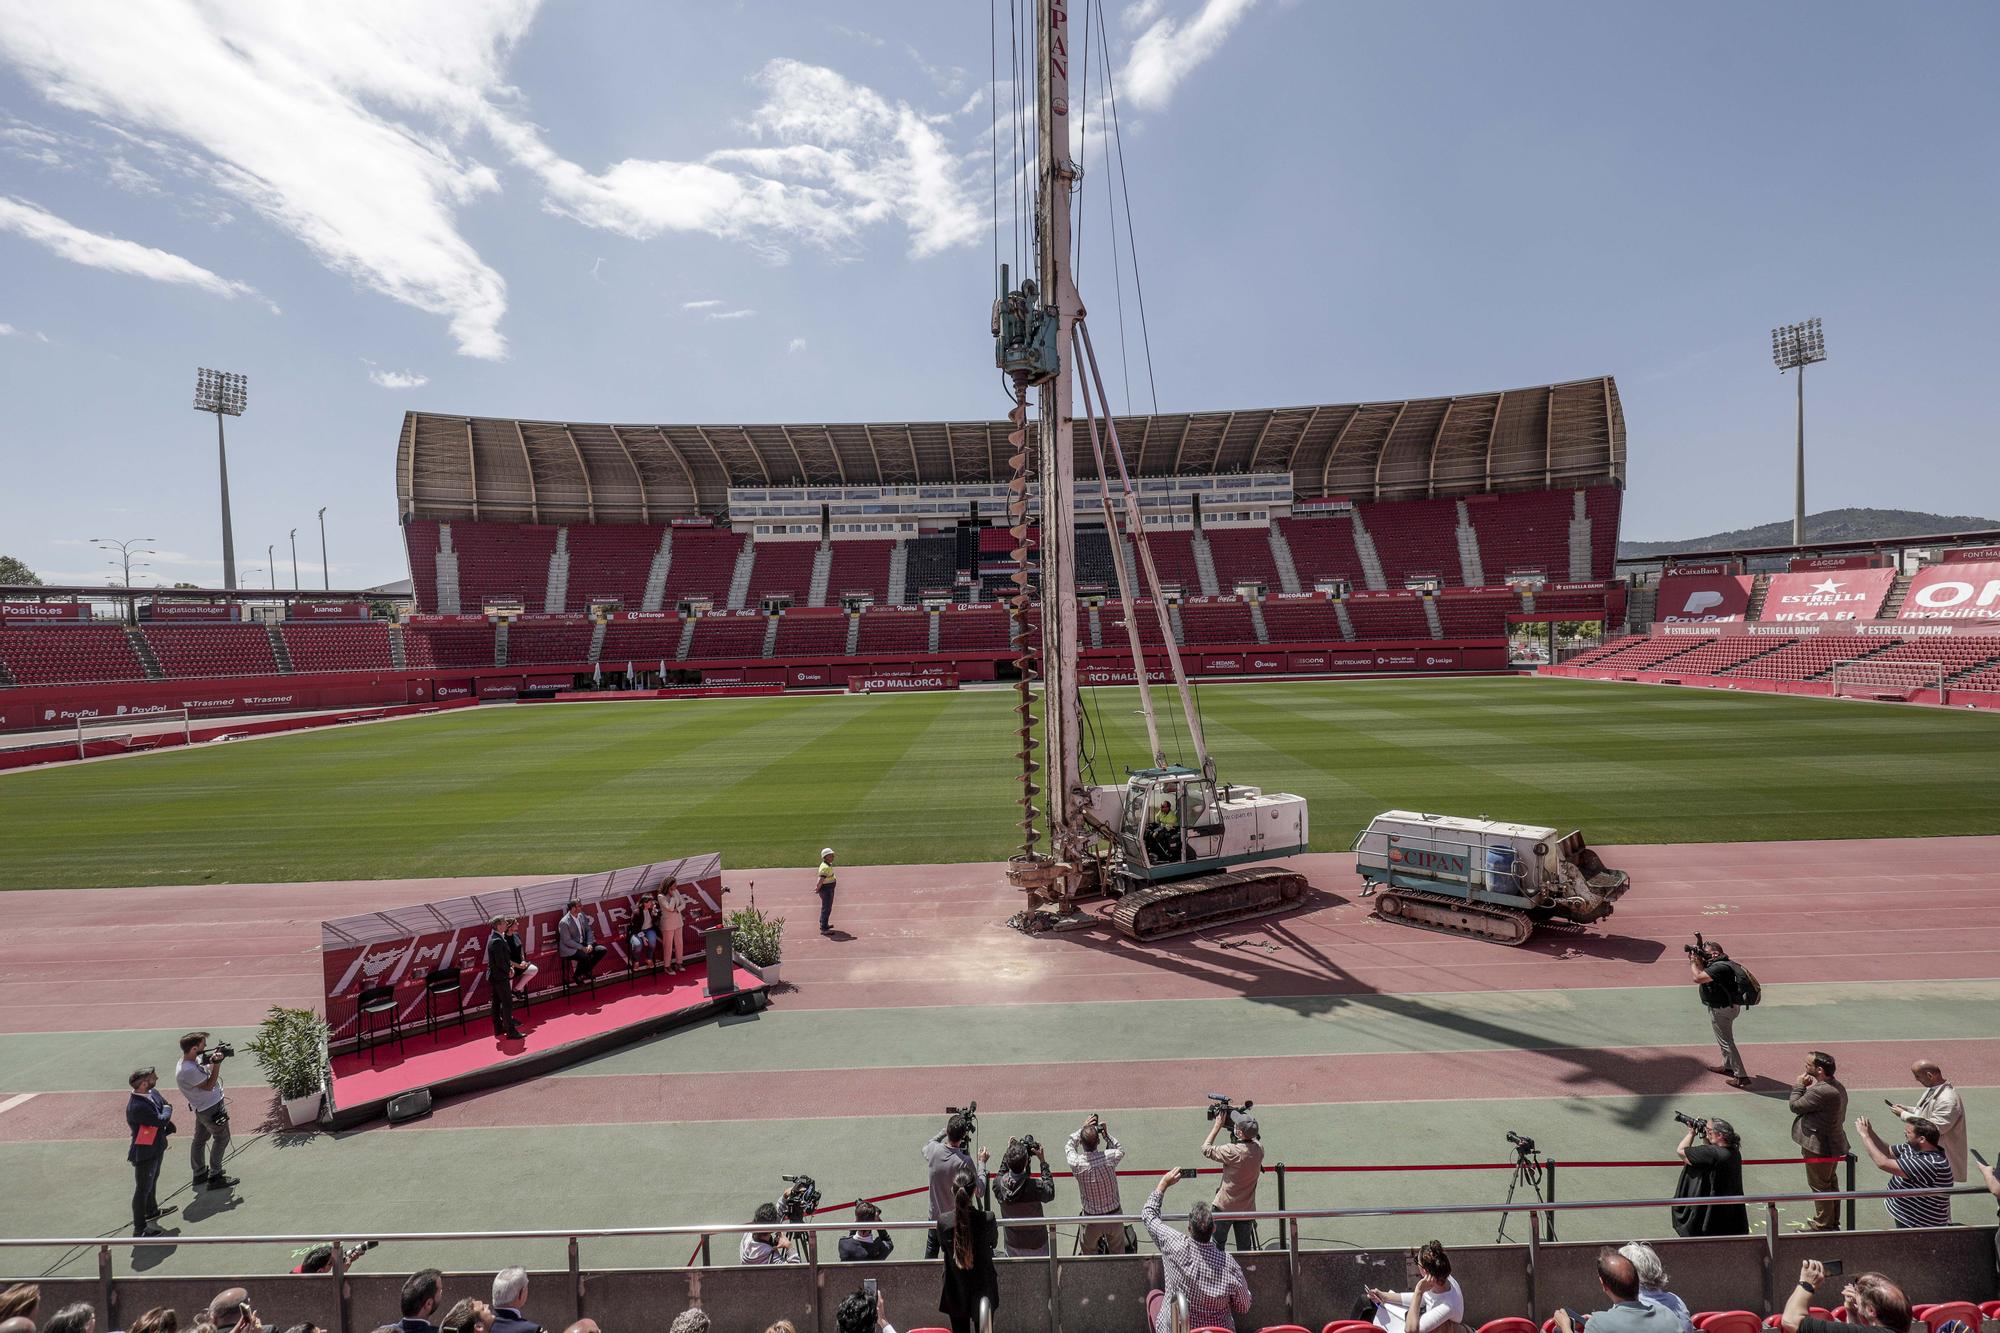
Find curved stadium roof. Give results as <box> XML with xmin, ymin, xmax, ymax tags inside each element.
<box><xmin>398</xmin><ymin>376</ymin><xmax>1623</xmax><ymax>524</ymax></box>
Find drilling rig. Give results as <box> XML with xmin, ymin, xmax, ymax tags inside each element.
<box><xmin>991</xmin><ymin>0</ymin><xmax>1311</xmax><ymax>941</ymax></box>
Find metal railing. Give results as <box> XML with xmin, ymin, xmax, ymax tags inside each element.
<box><xmin>5</xmin><ymin>1180</ymin><xmax>1990</xmax><ymax>1333</ymax></box>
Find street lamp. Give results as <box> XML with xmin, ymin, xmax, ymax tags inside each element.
<box><xmin>267</xmin><ymin>542</ymin><xmax>276</xmax><ymax>590</ymax></box>
<box><xmin>1771</xmin><ymin>318</ymin><xmax>1827</xmax><ymax>546</ymax></box>
<box><xmin>289</xmin><ymin>528</ymin><xmax>299</xmax><ymax>591</ymax></box>
<box><xmin>91</xmin><ymin>536</ymin><xmax>156</xmax><ymax>623</ymax></box>
<box><xmin>317</xmin><ymin>507</ymin><xmax>329</xmax><ymax>590</ymax></box>
<box><xmin>192</xmin><ymin>368</ymin><xmax>248</xmax><ymax>590</ymax></box>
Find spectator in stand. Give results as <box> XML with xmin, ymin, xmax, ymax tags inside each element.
<box><xmin>936</xmin><ymin>1169</ymin><xmax>999</xmax><ymax>1333</ymax></box>
<box><xmin>1889</xmin><ymin>1060</ymin><xmax>1966</xmax><ymax>1182</ymax></box>
<box><xmin>838</xmin><ymin>1200</ymin><xmax>894</xmax><ymax>1261</ymax></box>
<box><xmin>1360</xmin><ymin>1239</ymin><xmax>1463</xmax><ymax>1333</ymax></box>
<box><xmin>665</xmin><ymin>1312</ymin><xmax>709</xmax><ymax>1333</ymax></box>
<box><xmin>206</xmin><ymin>1291</ymin><xmax>257</xmax><ymax>1333</ymax></box>
<box><xmin>1066</xmin><ymin>1114</ymin><xmax>1128</xmax><ymax>1255</ymax></box>
<box><xmin>766</xmin><ymin>1322</ymin><xmax>796</xmax><ymax>1333</ymax></box>
<box><xmin>277</xmin><ymin>1324</ymin><xmax>322</xmax><ymax>1333</ymax></box>
<box><xmin>129</xmin><ymin>1312</ymin><xmax>179</xmax><ymax>1333</ymax></box>
<box><xmin>1976</xmin><ymin>1149</ymin><xmax>2000</xmax><ymax>1279</ymax></box>
<box><xmin>923</xmin><ymin>1113</ymin><xmax>988</xmax><ymax>1259</ymax></box>
<box><xmin>559</xmin><ymin>1322</ymin><xmax>598</xmax><ymax>1333</ymax></box>
<box><xmin>0</xmin><ymin>1286</ymin><xmax>37</xmax><ymax>1326</ymax></box>
<box><xmin>1551</xmin><ymin>1251</ymin><xmax>1679</xmax><ymax>1333</ymax></box>
<box><xmin>1671</xmin><ymin>1117</ymin><xmax>1748</xmax><ymax>1237</ymax></box>
<box><xmin>1789</xmin><ymin>1051</ymin><xmax>1850</xmax><ymax>1232</ymax></box>
<box><xmin>1202</xmin><ymin>1111</ymin><xmax>1264</xmax><ymax>1251</ymax></box>
<box><xmin>489</xmin><ymin>1268</ymin><xmax>542</xmax><ymax>1333</ymax></box>
<box><xmin>436</xmin><ymin>1303</ymin><xmax>492</xmax><ymax>1333</ymax></box>
<box><xmin>557</xmin><ymin>900</ymin><xmax>605</xmax><ymax>983</ymax></box>
<box><xmin>1854</xmin><ymin>1115</ymin><xmax>1953</xmax><ymax>1228</ymax></box>
<box><xmin>42</xmin><ymin>1306</ymin><xmax>95</xmax><ymax>1333</ymax></box>
<box><xmin>741</xmin><ymin>1203</ymin><xmax>803</xmax><ymax>1265</ymax></box>
<box><xmin>1781</xmin><ymin>1260</ymin><xmax>1911</xmax><ymax>1333</ymax></box>
<box><xmin>398</xmin><ymin>1271</ymin><xmax>445</xmax><ymax>1333</ymax></box>
<box><xmin>1142</xmin><ymin>1168</ymin><xmax>1251</xmax><ymax>1333</ymax></box>
<box><xmin>1618</xmin><ymin>1244</ymin><xmax>1694</xmax><ymax>1333</ymax></box>
<box><xmin>992</xmin><ymin>1137</ymin><xmax>1057</xmax><ymax>1257</ymax></box>
<box><xmin>836</xmin><ymin>1286</ymin><xmax>896</xmax><ymax>1333</ymax></box>
<box><xmin>626</xmin><ymin>893</ymin><xmax>661</xmax><ymax>971</ymax></box>
<box><xmin>1689</xmin><ymin>941</ymin><xmax>1753</xmax><ymax>1088</ymax></box>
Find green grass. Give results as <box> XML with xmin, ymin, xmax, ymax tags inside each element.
<box><xmin>4</xmin><ymin>676</ymin><xmax>1999</xmax><ymax>889</ymax></box>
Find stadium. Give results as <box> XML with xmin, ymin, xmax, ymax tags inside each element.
<box><xmin>4</xmin><ymin>6</ymin><xmax>2000</xmax><ymax>1333</ymax></box>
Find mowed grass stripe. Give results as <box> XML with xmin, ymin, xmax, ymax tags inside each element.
<box><xmin>4</xmin><ymin>678</ymin><xmax>2000</xmax><ymax>889</ymax></box>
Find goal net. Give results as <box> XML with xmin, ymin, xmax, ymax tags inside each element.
<box><xmin>1830</xmin><ymin>660</ymin><xmax>1945</xmax><ymax>702</ymax></box>
<box><xmin>76</xmin><ymin>707</ymin><xmax>191</xmax><ymax>758</ymax></box>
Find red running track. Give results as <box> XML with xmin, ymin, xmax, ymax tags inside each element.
<box><xmin>1</xmin><ymin>837</ymin><xmax>1997</xmax><ymax>1036</ymax></box>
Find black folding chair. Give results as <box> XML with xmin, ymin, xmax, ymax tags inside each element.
<box><xmin>357</xmin><ymin>984</ymin><xmax>402</xmax><ymax>1062</ymax></box>
<box><xmin>422</xmin><ymin>965</ymin><xmax>465</xmax><ymax>1038</ymax></box>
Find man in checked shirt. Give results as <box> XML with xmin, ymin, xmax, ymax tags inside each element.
<box><xmin>1066</xmin><ymin>1114</ymin><xmax>1130</xmax><ymax>1254</ymax></box>
<box><xmin>1143</xmin><ymin>1168</ymin><xmax>1253</xmax><ymax>1333</ymax></box>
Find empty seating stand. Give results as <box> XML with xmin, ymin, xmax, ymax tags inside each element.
<box><xmin>1466</xmin><ymin>489</ymin><xmax>1571</xmax><ymax>580</ymax></box>
<box><xmin>1139</xmin><ymin>530</ymin><xmax>1202</xmax><ymax>592</ymax></box>
<box><xmin>1105</xmin><ymin>602</ymin><xmax>1173</xmax><ymax>648</ymax></box>
<box><xmin>1277</xmin><ymin>516</ymin><xmax>1365</xmax><ymax>586</ymax></box>
<box><xmin>142</xmin><ymin>624</ymin><xmax>278</xmax><ymax>678</ymax></box>
<box><xmin>743</xmin><ymin>541</ymin><xmax>818</xmax><ymax>603</ymax></box>
<box><xmin>403</xmin><ymin>519</ymin><xmax>443</xmax><ymax>611</ymax></box>
<box><xmin>902</xmin><ymin>534</ymin><xmax>958</xmax><ymax>598</ymax></box>
<box><xmin>1360</xmin><ymin>497</ymin><xmax>1465</xmax><ymax>585</ymax></box>
<box><xmin>563</xmin><ymin>525</ymin><xmax>665</xmax><ymax>610</ymax></box>
<box><xmin>506</xmin><ymin>621</ymin><xmax>594</xmax><ymax>665</ymax></box>
<box><xmin>451</xmin><ymin>523</ymin><xmax>559</xmax><ymax>609</ymax></box>
<box><xmin>1658</xmin><ymin>636</ymin><xmax>1789</xmax><ymax>676</ymax></box>
<box><xmin>599</xmin><ymin>619</ymin><xmax>685</xmax><ymax>664</ymax></box>
<box><xmin>686</xmin><ymin>616</ymin><xmax>767</xmax><ymax>659</ymax></box>
<box><xmin>1178</xmin><ymin>602</ymin><xmax>1256</xmax><ymax>645</ymax></box>
<box><xmin>401</xmin><ymin>624</ymin><xmax>497</xmax><ymax>669</ymax></box>
<box><xmin>856</xmin><ymin>610</ymin><xmax>931</xmax><ymax>655</ymax></box>
<box><xmin>282</xmin><ymin>622</ymin><xmax>394</xmax><ymax>672</ymax></box>
<box><xmin>660</xmin><ymin>529</ymin><xmax>746</xmax><ymax>605</ymax></box>
<box><xmin>1433</xmin><ymin>591</ymin><xmax>1518</xmax><ymax>638</ymax></box>
<box><xmin>0</xmin><ymin>624</ymin><xmax>149</xmax><ymax>685</ymax></box>
<box><xmin>826</xmin><ymin>540</ymin><xmax>893</xmax><ymax>602</ymax></box>
<box><xmin>1260</xmin><ymin>601</ymin><xmax>1344</xmax><ymax>643</ymax></box>
<box><xmin>1202</xmin><ymin>527</ymin><xmax>1281</xmax><ymax>589</ymax></box>
<box><xmin>773</xmin><ymin>614</ymin><xmax>849</xmax><ymax>657</ymax></box>
<box><xmin>937</xmin><ymin>608</ymin><xmax>1015</xmax><ymax>652</ymax></box>
<box><xmin>1343</xmin><ymin>597</ymin><xmax>1431</xmax><ymax>639</ymax></box>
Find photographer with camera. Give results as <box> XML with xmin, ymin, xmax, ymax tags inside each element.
<box><xmin>1669</xmin><ymin>1114</ymin><xmax>1747</xmax><ymax>1237</ymax></box>
<box><xmin>991</xmin><ymin>1135</ymin><xmax>1056</xmax><ymax>1257</ymax></box>
<box><xmin>740</xmin><ymin>1202</ymin><xmax>805</xmax><ymax>1265</ymax></box>
<box><xmin>1202</xmin><ymin>1097</ymin><xmax>1263</xmax><ymax>1252</ymax></box>
<box><xmin>923</xmin><ymin>1111</ymin><xmax>988</xmax><ymax>1260</ymax></box>
<box><xmin>1065</xmin><ymin>1114</ymin><xmax>1130</xmax><ymax>1255</ymax></box>
<box><xmin>174</xmin><ymin>1032</ymin><xmax>239</xmax><ymax>1194</ymax></box>
<box><xmin>1686</xmin><ymin>937</ymin><xmax>1754</xmax><ymax>1088</ymax></box>
<box><xmin>838</xmin><ymin>1200</ymin><xmax>893</xmax><ymax>1262</ymax></box>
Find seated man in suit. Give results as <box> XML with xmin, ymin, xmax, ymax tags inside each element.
<box><xmin>556</xmin><ymin>900</ymin><xmax>607</xmax><ymax>983</ymax></box>
<box><xmin>489</xmin><ymin>1268</ymin><xmax>543</xmax><ymax>1333</ymax></box>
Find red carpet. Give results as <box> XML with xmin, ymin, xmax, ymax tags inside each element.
<box><xmin>327</xmin><ymin>962</ymin><xmax>765</xmax><ymax>1122</ymax></box>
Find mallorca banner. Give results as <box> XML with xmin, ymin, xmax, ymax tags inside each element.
<box><xmin>1759</xmin><ymin>568</ymin><xmax>1893</xmax><ymax>622</ymax></box>
<box><xmin>1901</xmin><ymin>562</ymin><xmax>2000</xmax><ymax>620</ymax></box>
<box><xmin>1655</xmin><ymin>572</ymin><xmax>1754</xmax><ymax>623</ymax></box>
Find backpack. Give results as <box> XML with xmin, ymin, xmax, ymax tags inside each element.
<box><xmin>1730</xmin><ymin>959</ymin><xmax>1762</xmax><ymax>1007</ymax></box>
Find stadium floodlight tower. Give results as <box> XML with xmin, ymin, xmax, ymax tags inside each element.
<box><xmin>192</xmin><ymin>367</ymin><xmax>248</xmax><ymax>590</ymax></box>
<box><xmin>1771</xmin><ymin>318</ymin><xmax>1826</xmax><ymax>546</ymax></box>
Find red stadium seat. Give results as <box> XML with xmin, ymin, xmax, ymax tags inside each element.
<box><xmin>1765</xmin><ymin>1313</ymin><xmax>1831</xmax><ymax>1328</ymax></box>
<box><xmin>1324</xmin><ymin>1322</ymin><xmax>1380</xmax><ymax>1333</ymax></box>
<box><xmin>1475</xmin><ymin>1321</ymin><xmax>1538</xmax><ymax>1333</ymax></box>
<box><xmin>1913</xmin><ymin>1305</ymin><xmax>1980</xmax><ymax>1330</ymax></box>
<box><xmin>1695</xmin><ymin>1313</ymin><xmax>1763</xmax><ymax>1333</ymax></box>
<box><xmin>1979</xmin><ymin>1304</ymin><xmax>2000</xmax><ymax>1322</ymax></box>
<box><xmin>1260</xmin><ymin>1326</ymin><xmax>1313</xmax><ymax>1333</ymax></box>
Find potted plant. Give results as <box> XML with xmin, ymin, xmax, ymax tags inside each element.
<box><xmin>727</xmin><ymin>904</ymin><xmax>784</xmax><ymax>985</ymax></box>
<box><xmin>248</xmin><ymin>1005</ymin><xmax>331</xmax><ymax>1128</ymax></box>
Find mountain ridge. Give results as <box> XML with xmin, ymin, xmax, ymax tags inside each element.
<box><xmin>1619</xmin><ymin>508</ymin><xmax>1999</xmax><ymax>559</ymax></box>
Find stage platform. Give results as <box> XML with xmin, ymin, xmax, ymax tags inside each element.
<box><xmin>326</xmin><ymin>962</ymin><xmax>768</xmax><ymax>1128</ymax></box>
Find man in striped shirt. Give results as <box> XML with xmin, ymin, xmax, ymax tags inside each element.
<box><xmin>1853</xmin><ymin>1116</ymin><xmax>1952</xmax><ymax>1228</ymax></box>
<box><xmin>1142</xmin><ymin>1169</ymin><xmax>1252</xmax><ymax>1333</ymax></box>
<box><xmin>1066</xmin><ymin>1115</ymin><xmax>1129</xmax><ymax>1254</ymax></box>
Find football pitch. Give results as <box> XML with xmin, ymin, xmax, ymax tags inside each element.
<box><xmin>4</xmin><ymin>676</ymin><xmax>1999</xmax><ymax>890</ymax></box>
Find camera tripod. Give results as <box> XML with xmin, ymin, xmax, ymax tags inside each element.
<box><xmin>1495</xmin><ymin>1144</ymin><xmax>1556</xmax><ymax>1243</ymax></box>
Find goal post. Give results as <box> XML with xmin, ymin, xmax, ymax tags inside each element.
<box><xmin>1829</xmin><ymin>659</ymin><xmax>1946</xmax><ymax>702</ymax></box>
<box><xmin>75</xmin><ymin>707</ymin><xmax>191</xmax><ymax>759</ymax></box>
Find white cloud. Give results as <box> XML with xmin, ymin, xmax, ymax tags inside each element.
<box><xmin>1122</xmin><ymin>0</ymin><xmax>1166</xmax><ymax>27</ymax></box>
<box><xmin>0</xmin><ymin>321</ymin><xmax>51</xmax><ymax>342</ymax></box>
<box><xmin>1120</xmin><ymin>0</ymin><xmax>1260</xmax><ymax>112</ymax></box>
<box><xmin>786</xmin><ymin>337</ymin><xmax>807</xmax><ymax>354</ymax></box>
<box><xmin>681</xmin><ymin>298</ymin><xmax>725</xmax><ymax>310</ymax></box>
<box><xmin>0</xmin><ymin>194</ymin><xmax>269</xmax><ymax>305</ymax></box>
<box><xmin>707</xmin><ymin>308</ymin><xmax>755</xmax><ymax>321</ymax></box>
<box><xmin>368</xmin><ymin>368</ymin><xmax>429</xmax><ymax>389</ymax></box>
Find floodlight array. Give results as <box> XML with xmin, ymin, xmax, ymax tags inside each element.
<box><xmin>192</xmin><ymin>366</ymin><xmax>249</xmax><ymax>415</ymax></box>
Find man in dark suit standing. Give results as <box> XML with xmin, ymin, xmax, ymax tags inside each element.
<box><xmin>1789</xmin><ymin>1050</ymin><xmax>1851</xmax><ymax>1231</ymax></box>
<box><xmin>557</xmin><ymin>900</ymin><xmax>606</xmax><ymax>983</ymax></box>
<box><xmin>486</xmin><ymin>919</ymin><xmax>524</xmax><ymax>1040</ymax></box>
<box><xmin>125</xmin><ymin>1067</ymin><xmax>176</xmax><ymax>1237</ymax></box>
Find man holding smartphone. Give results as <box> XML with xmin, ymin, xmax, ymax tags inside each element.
<box><xmin>835</xmin><ymin>1284</ymin><xmax>893</xmax><ymax>1333</ymax></box>
<box><xmin>1780</xmin><ymin>1260</ymin><xmax>1911</xmax><ymax>1333</ymax></box>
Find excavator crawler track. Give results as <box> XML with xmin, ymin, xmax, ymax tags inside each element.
<box><xmin>1372</xmin><ymin>887</ymin><xmax>1534</xmax><ymax>945</ymax></box>
<box><xmin>1111</xmin><ymin>866</ymin><xmax>1310</xmax><ymax>940</ymax></box>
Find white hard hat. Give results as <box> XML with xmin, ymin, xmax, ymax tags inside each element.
<box><xmin>821</xmin><ymin>847</ymin><xmax>835</xmax><ymax>858</ymax></box>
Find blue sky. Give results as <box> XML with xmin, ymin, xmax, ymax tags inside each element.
<box><xmin>1</xmin><ymin>0</ymin><xmax>1995</xmax><ymax>590</ymax></box>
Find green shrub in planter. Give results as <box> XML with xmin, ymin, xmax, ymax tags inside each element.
<box><xmin>248</xmin><ymin>1005</ymin><xmax>331</xmax><ymax>1102</ymax></box>
<box><xmin>727</xmin><ymin>905</ymin><xmax>784</xmax><ymax>968</ymax></box>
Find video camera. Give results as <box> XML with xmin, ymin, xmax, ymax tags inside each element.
<box><xmin>1206</xmin><ymin>1093</ymin><xmax>1254</xmax><ymax>1131</ymax></box>
<box><xmin>779</xmin><ymin>1173</ymin><xmax>822</xmax><ymax>1223</ymax></box>
<box><xmin>947</xmin><ymin>1101</ymin><xmax>977</xmax><ymax>1134</ymax></box>
<box><xmin>1505</xmin><ymin>1131</ymin><xmax>1538</xmax><ymax>1155</ymax></box>
<box><xmin>1672</xmin><ymin>1111</ymin><xmax>1709</xmax><ymax>1136</ymax></box>
<box><xmin>197</xmin><ymin>1042</ymin><xmax>235</xmax><ymax>1066</ymax></box>
<box><xmin>1014</xmin><ymin>1132</ymin><xmax>1041</xmax><ymax>1156</ymax></box>
<box><xmin>292</xmin><ymin>1239</ymin><xmax>378</xmax><ymax>1274</ymax></box>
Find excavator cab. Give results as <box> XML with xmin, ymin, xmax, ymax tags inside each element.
<box><xmin>1118</xmin><ymin>768</ymin><xmax>1223</xmax><ymax>877</ymax></box>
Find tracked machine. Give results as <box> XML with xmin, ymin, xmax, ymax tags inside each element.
<box><xmin>1351</xmin><ymin>811</ymin><xmax>1631</xmax><ymax>945</ymax></box>
<box><xmin>987</xmin><ymin>0</ymin><xmax>1310</xmax><ymax>942</ymax></box>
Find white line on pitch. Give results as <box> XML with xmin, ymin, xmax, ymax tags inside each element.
<box><xmin>0</xmin><ymin>1093</ymin><xmax>38</xmax><ymax>1115</ymax></box>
